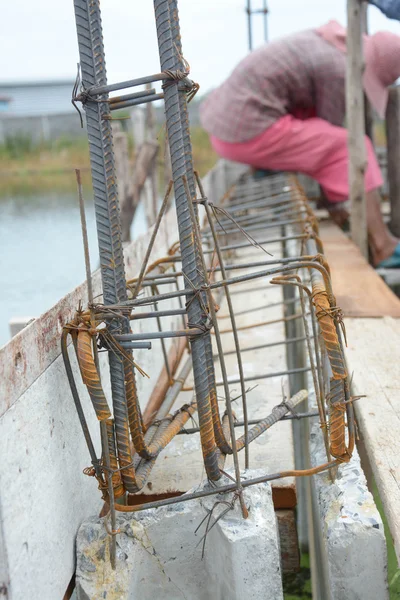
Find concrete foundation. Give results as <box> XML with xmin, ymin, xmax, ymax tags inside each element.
<box><xmin>310</xmin><ymin>420</ymin><xmax>388</xmax><ymax>600</ymax></box>
<box><xmin>76</xmin><ymin>471</ymin><xmax>283</xmax><ymax>600</ymax></box>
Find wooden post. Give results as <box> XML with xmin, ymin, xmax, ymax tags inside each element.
<box><xmin>386</xmin><ymin>86</ymin><xmax>400</xmax><ymax>237</ymax></box>
<box><xmin>112</xmin><ymin>123</ymin><xmax>132</xmax><ymax>242</ymax></box>
<box><xmin>346</xmin><ymin>0</ymin><xmax>368</xmax><ymax>258</ymax></box>
<box><xmin>131</xmin><ymin>105</ymin><xmax>159</xmax><ymax>228</ymax></box>
<box><xmin>362</xmin><ymin>2</ymin><xmax>374</xmax><ymax>143</ymax></box>
<box><xmin>145</xmin><ymin>82</ymin><xmax>159</xmax><ymax>225</ymax></box>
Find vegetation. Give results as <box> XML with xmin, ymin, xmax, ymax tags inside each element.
<box><xmin>283</xmin><ymin>554</ymin><xmax>312</xmax><ymax>600</ymax></box>
<box><xmin>371</xmin><ymin>479</ymin><xmax>400</xmax><ymax>599</ymax></box>
<box><xmin>0</xmin><ymin>126</ymin><xmax>218</xmax><ymax>196</ymax></box>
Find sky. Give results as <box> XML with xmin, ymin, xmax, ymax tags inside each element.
<box><xmin>1</xmin><ymin>0</ymin><xmax>400</xmax><ymax>96</ymax></box>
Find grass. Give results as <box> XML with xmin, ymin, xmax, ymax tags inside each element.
<box><xmin>371</xmin><ymin>478</ymin><xmax>400</xmax><ymax>599</ymax></box>
<box><xmin>283</xmin><ymin>554</ymin><xmax>312</xmax><ymax>600</ymax></box>
<box><xmin>0</xmin><ymin>126</ymin><xmax>218</xmax><ymax>196</ymax></box>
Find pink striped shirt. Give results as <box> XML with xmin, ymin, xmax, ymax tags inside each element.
<box><xmin>200</xmin><ymin>30</ymin><xmax>346</xmax><ymax>143</ymax></box>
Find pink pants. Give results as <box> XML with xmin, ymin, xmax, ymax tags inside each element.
<box><xmin>210</xmin><ymin>115</ymin><xmax>383</xmax><ymax>202</ymax></box>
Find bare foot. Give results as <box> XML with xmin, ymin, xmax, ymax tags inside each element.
<box><xmin>371</xmin><ymin>237</ymin><xmax>399</xmax><ymax>266</ymax></box>
<box><xmin>327</xmin><ymin>206</ymin><xmax>350</xmax><ymax>228</ymax></box>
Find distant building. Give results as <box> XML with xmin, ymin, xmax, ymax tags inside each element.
<box><xmin>0</xmin><ymin>96</ymin><xmax>11</xmax><ymax>112</ymax></box>
<box><xmin>0</xmin><ymin>79</ymin><xmax>85</xmax><ymax>143</ymax></box>
<box><xmin>0</xmin><ymin>80</ymin><xmax>76</xmax><ymax>117</ymax></box>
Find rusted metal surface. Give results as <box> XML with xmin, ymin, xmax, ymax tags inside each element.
<box><xmin>62</xmin><ymin>0</ymin><xmax>355</xmax><ymax>560</ymax></box>
<box><xmin>76</xmin><ymin>330</ymin><xmax>111</xmax><ymax>422</ymax></box>
<box><xmin>63</xmin><ymin>169</ymin><xmax>355</xmax><ymax>518</ymax></box>
<box><xmin>142</xmin><ymin>335</ymin><xmax>187</xmax><ymax>426</ymax></box>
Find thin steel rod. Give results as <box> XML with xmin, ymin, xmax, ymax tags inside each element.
<box><xmin>109</xmin><ymin>88</ymin><xmax>156</xmax><ymax>104</ymax></box>
<box><xmin>216</xmin><ymin>312</ymin><xmax>303</xmax><ymax>334</ymax></box>
<box><xmin>185</xmin><ymin>175</ymin><xmax>248</xmax><ymax>503</ymax></box>
<box><xmin>201</xmin><ymin>233</ymin><xmax>307</xmax><ymax>253</ymax></box>
<box><xmin>159</xmin><ymin>233</ymin><xmax>307</xmax><ymax>259</ymax></box>
<box><xmin>61</xmin><ymin>331</ymin><xmax>102</xmax><ymax>481</ymax></box>
<box><xmin>215</xmin><ymin>336</ymin><xmax>310</xmax><ymax>357</ymax></box>
<box><xmin>272</xmin><ymin>276</ymin><xmax>330</xmax><ymax>458</ymax></box>
<box><xmin>131</xmin><ymin>255</ymin><xmax>321</xmax><ymax>283</ymax></box>
<box><xmin>130</xmin><ymin>308</ymin><xmax>187</xmax><ymax>320</ymax></box>
<box><xmin>116</xmin><ymin>460</ymin><xmax>338</xmax><ymax>513</ymax></box>
<box><xmin>76</xmin><ymin>166</ymin><xmax>117</xmax><ymax>561</ymax></box>
<box><xmin>152</xmin><ymin>284</ymin><xmax>172</xmax><ymax>383</ymax></box>
<box><xmin>227</xmin><ymin>192</ymin><xmax>295</xmax><ymax>210</ymax></box>
<box><xmin>171</xmin><ymin>263</ymin><xmax>188</xmax><ymax>335</ymax></box>
<box><xmin>218</xmin><ymin>297</ymin><xmax>297</xmax><ymax>319</ymax></box>
<box><xmin>213</xmin><ymin>367</ymin><xmax>311</xmax><ymax>388</ymax></box>
<box><xmin>110</xmin><ymin>93</ymin><xmax>164</xmax><ymax>111</ymax></box>
<box><xmin>210</xmin><ymin>201</ymin><xmax>301</xmax><ymax>227</ymax></box>
<box><xmin>115</xmin><ymin>328</ymin><xmax>205</xmax><ymax>341</ymax></box>
<box><xmin>200</xmin><ymin>187</ymin><xmax>250</xmax><ymax>466</ymax></box>
<box><xmin>76</xmin><ymin>169</ymin><xmax>93</xmax><ymax>304</ymax></box>
<box><xmin>183</xmin><ymin>367</ymin><xmax>312</xmax><ymax>391</ymax></box>
<box><xmin>112</xmin><ymin>259</ymin><xmax>333</xmax><ymax>309</ymax></box>
<box><xmin>100</xmin><ymin>421</ymin><xmax>116</xmax><ymax>569</ymax></box>
<box><xmin>178</xmin><ymin>410</ymin><xmax>320</xmax><ymax>434</ymax></box>
<box><xmin>230</xmin><ymin>283</ymin><xmax>279</xmax><ymax>296</ymax></box>
<box><xmin>214</xmin><ymin>195</ymin><xmax>296</xmax><ymax>216</ymax></box>
<box><xmin>203</xmin><ymin>217</ymin><xmax>303</xmax><ymax>237</ymax></box>
<box><xmin>120</xmin><ymin>342</ymin><xmax>152</xmax><ymax>350</ymax></box>
<box><xmin>141</xmin><ymin>277</ymin><xmax>178</xmax><ymax>287</ymax></box>
<box><xmin>130</xmin><ymin>180</ymin><xmax>173</xmax><ymax>298</ymax></box>
<box><xmin>228</xmin><ymin>178</ymin><xmax>293</xmax><ymax>201</ymax></box>
<box><xmin>209</xmin><ymin>206</ymin><xmax>303</xmax><ymax>230</ymax></box>
<box><xmin>89</xmin><ymin>71</ymin><xmax>185</xmax><ymax>95</ymax></box>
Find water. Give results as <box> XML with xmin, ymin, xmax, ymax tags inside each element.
<box><xmin>0</xmin><ymin>189</ymin><xmax>147</xmax><ymax>347</ymax></box>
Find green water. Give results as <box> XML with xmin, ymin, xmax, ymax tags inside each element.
<box><xmin>0</xmin><ymin>189</ymin><xmax>147</xmax><ymax>347</ymax></box>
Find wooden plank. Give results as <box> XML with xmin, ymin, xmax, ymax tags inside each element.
<box><xmin>347</xmin><ymin>0</ymin><xmax>368</xmax><ymax>257</ymax></box>
<box><xmin>345</xmin><ymin>317</ymin><xmax>400</xmax><ymax>563</ymax></box>
<box><xmin>319</xmin><ymin>220</ymin><xmax>400</xmax><ymax>317</ymax></box>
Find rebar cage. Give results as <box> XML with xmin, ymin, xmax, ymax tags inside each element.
<box><xmin>64</xmin><ymin>0</ymin><xmax>354</xmax><ymax>566</ymax></box>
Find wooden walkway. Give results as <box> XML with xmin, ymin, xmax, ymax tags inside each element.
<box><xmin>320</xmin><ymin>221</ymin><xmax>400</xmax><ymax>318</ymax></box>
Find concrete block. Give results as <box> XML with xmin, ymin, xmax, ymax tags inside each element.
<box><xmin>310</xmin><ymin>421</ymin><xmax>388</xmax><ymax>600</ymax></box>
<box><xmin>76</xmin><ymin>470</ymin><xmax>284</xmax><ymax>600</ymax></box>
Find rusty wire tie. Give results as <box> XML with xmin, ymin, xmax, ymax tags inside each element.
<box><xmin>313</xmin><ymin>298</ymin><xmax>347</xmax><ymax>347</ymax></box>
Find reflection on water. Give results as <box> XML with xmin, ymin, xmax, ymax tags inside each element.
<box><xmin>0</xmin><ymin>189</ymin><xmax>147</xmax><ymax>347</ymax></box>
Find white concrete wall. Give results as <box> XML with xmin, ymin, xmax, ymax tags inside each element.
<box><xmin>0</xmin><ymin>203</ymin><xmax>179</xmax><ymax>599</ymax></box>
<box><xmin>307</xmin><ymin>376</ymin><xmax>388</xmax><ymax>600</ymax></box>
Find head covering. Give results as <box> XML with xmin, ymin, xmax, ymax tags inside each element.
<box><xmin>316</xmin><ymin>20</ymin><xmax>400</xmax><ymax>118</ymax></box>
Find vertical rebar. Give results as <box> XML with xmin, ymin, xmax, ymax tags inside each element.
<box><xmin>73</xmin><ymin>0</ymin><xmax>137</xmax><ymax>492</ymax></box>
<box><xmin>195</xmin><ymin>173</ymin><xmax>250</xmax><ymax>469</ymax></box>
<box><xmin>184</xmin><ymin>177</ymin><xmax>248</xmax><ymax>518</ymax></box>
<box><xmin>75</xmin><ymin>167</ymin><xmax>117</xmax><ymax>568</ymax></box>
<box><xmin>153</xmin><ymin>0</ymin><xmax>220</xmax><ymax>480</ymax></box>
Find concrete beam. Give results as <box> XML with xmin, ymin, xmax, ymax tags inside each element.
<box><xmin>310</xmin><ymin>420</ymin><xmax>388</xmax><ymax>599</ymax></box>
<box><xmin>76</xmin><ymin>471</ymin><xmax>283</xmax><ymax>600</ymax></box>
